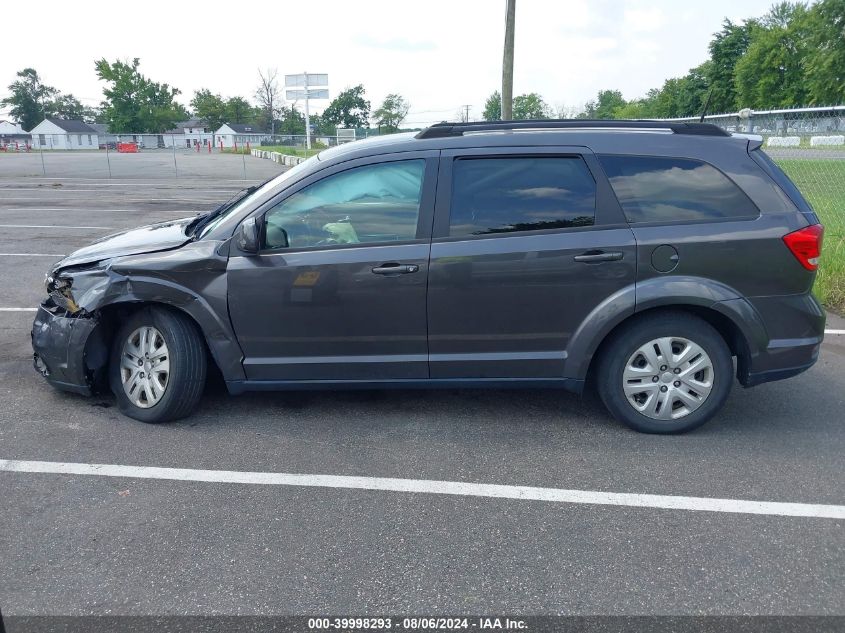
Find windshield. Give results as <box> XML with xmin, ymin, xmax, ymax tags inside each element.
<box><xmin>198</xmin><ymin>156</ymin><xmax>319</xmax><ymax>238</ymax></box>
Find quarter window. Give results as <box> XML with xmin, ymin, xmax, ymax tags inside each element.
<box><xmin>599</xmin><ymin>155</ymin><xmax>759</xmax><ymax>223</ymax></box>
<box><xmin>263</xmin><ymin>159</ymin><xmax>425</xmax><ymax>250</ymax></box>
<box><xmin>449</xmin><ymin>157</ymin><xmax>596</xmax><ymax>237</ymax></box>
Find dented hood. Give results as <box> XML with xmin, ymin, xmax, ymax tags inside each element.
<box><xmin>54</xmin><ymin>217</ymin><xmax>196</xmax><ymax>270</ymax></box>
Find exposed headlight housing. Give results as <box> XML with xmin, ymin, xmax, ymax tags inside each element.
<box><xmin>46</xmin><ymin>274</ymin><xmax>80</xmax><ymax>313</ymax></box>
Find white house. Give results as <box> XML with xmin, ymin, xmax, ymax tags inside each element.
<box><xmin>164</xmin><ymin>120</ymin><xmax>215</xmax><ymax>148</ymax></box>
<box><xmin>0</xmin><ymin>120</ymin><xmax>30</xmax><ymax>143</ymax></box>
<box><xmin>214</xmin><ymin>123</ymin><xmax>270</xmax><ymax>148</ymax></box>
<box><xmin>29</xmin><ymin>118</ymin><xmax>99</xmax><ymax>150</ymax></box>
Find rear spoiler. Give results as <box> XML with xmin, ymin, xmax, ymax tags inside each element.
<box><xmin>731</xmin><ymin>132</ymin><xmax>764</xmax><ymax>151</ymax></box>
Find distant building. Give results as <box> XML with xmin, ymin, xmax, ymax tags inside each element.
<box><xmin>0</xmin><ymin>120</ymin><xmax>31</xmax><ymax>145</ymax></box>
<box><xmin>29</xmin><ymin>118</ymin><xmax>99</xmax><ymax>150</ymax></box>
<box><xmin>164</xmin><ymin>120</ymin><xmax>215</xmax><ymax>148</ymax></box>
<box><xmin>215</xmin><ymin>123</ymin><xmax>270</xmax><ymax>148</ymax></box>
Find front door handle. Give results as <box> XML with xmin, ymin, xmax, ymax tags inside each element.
<box><xmin>372</xmin><ymin>263</ymin><xmax>419</xmax><ymax>275</ymax></box>
<box><xmin>573</xmin><ymin>250</ymin><xmax>624</xmax><ymax>263</ymax></box>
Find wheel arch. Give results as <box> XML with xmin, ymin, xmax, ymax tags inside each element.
<box><xmin>564</xmin><ymin>276</ymin><xmax>767</xmax><ymax>390</ymax></box>
<box><xmin>582</xmin><ymin>303</ymin><xmax>759</xmax><ymax>391</ymax></box>
<box><xmin>84</xmin><ymin>298</ymin><xmax>239</xmax><ymax>391</ymax></box>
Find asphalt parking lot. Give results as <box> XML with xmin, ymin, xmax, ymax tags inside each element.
<box><xmin>0</xmin><ymin>156</ymin><xmax>844</xmax><ymax>616</ymax></box>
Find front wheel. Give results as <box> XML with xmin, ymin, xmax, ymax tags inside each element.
<box><xmin>596</xmin><ymin>313</ymin><xmax>733</xmax><ymax>434</ymax></box>
<box><xmin>109</xmin><ymin>307</ymin><xmax>207</xmax><ymax>423</ymax></box>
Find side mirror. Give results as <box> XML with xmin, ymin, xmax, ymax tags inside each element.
<box><xmin>236</xmin><ymin>217</ymin><xmax>260</xmax><ymax>253</ymax></box>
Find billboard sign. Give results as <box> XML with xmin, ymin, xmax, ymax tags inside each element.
<box><xmin>285</xmin><ymin>89</ymin><xmax>330</xmax><ymax>100</ymax></box>
<box><xmin>284</xmin><ymin>73</ymin><xmax>329</xmax><ymax>87</ymax></box>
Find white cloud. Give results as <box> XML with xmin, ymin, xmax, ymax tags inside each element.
<box><xmin>623</xmin><ymin>6</ymin><xmax>667</xmax><ymax>32</ymax></box>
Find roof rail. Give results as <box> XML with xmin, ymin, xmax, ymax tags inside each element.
<box><xmin>414</xmin><ymin>119</ymin><xmax>731</xmax><ymax>139</ymax></box>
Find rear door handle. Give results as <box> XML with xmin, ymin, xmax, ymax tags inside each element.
<box><xmin>573</xmin><ymin>250</ymin><xmax>624</xmax><ymax>263</ymax></box>
<box><xmin>372</xmin><ymin>263</ymin><xmax>419</xmax><ymax>275</ymax></box>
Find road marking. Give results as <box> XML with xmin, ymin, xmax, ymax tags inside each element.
<box><xmin>0</xmin><ymin>198</ymin><xmax>223</xmax><ymax>203</ymax></box>
<box><xmin>0</xmin><ymin>308</ymin><xmax>37</xmax><ymax>312</ymax></box>
<box><xmin>0</xmin><ymin>253</ymin><xmax>64</xmax><ymax>257</ymax></box>
<box><xmin>1</xmin><ymin>459</ymin><xmax>843</xmax><ymax>519</ymax></box>
<box><xmin>0</xmin><ymin>179</ymin><xmax>265</xmax><ymax>185</ymax></box>
<box><xmin>0</xmin><ymin>188</ymin><xmax>244</xmax><ymax>193</ymax></box>
<box><xmin>0</xmin><ymin>208</ymin><xmax>144</xmax><ymax>212</ymax></box>
<box><xmin>825</xmin><ymin>329</ymin><xmax>845</xmax><ymax>335</ymax></box>
<box><xmin>0</xmin><ymin>224</ymin><xmax>113</xmax><ymax>230</ymax></box>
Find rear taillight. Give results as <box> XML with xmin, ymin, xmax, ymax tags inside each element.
<box><xmin>783</xmin><ymin>224</ymin><xmax>824</xmax><ymax>271</ymax></box>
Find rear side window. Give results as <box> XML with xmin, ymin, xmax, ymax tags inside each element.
<box><xmin>598</xmin><ymin>155</ymin><xmax>759</xmax><ymax>223</ymax></box>
<box><xmin>749</xmin><ymin>149</ymin><xmax>813</xmax><ymax>215</ymax></box>
<box><xmin>449</xmin><ymin>156</ymin><xmax>595</xmax><ymax>237</ymax></box>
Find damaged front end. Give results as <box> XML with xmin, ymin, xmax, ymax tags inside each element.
<box><xmin>31</xmin><ymin>264</ymin><xmax>114</xmax><ymax>396</ymax></box>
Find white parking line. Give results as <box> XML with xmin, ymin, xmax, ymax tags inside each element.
<box><xmin>0</xmin><ymin>224</ymin><xmax>113</xmax><ymax>230</ymax></box>
<box><xmin>0</xmin><ymin>208</ymin><xmax>144</xmax><ymax>212</ymax></box>
<box><xmin>0</xmin><ymin>198</ymin><xmax>222</xmax><ymax>203</ymax></box>
<box><xmin>1</xmin><ymin>459</ymin><xmax>842</xmax><ymax>519</ymax></box>
<box><xmin>0</xmin><ymin>179</ymin><xmax>262</xmax><ymax>185</ymax></box>
<box><xmin>0</xmin><ymin>308</ymin><xmax>37</xmax><ymax>312</ymax></box>
<box><xmin>0</xmin><ymin>188</ymin><xmax>244</xmax><ymax>193</ymax></box>
<box><xmin>0</xmin><ymin>253</ymin><xmax>64</xmax><ymax>257</ymax></box>
<box><xmin>825</xmin><ymin>329</ymin><xmax>845</xmax><ymax>335</ymax></box>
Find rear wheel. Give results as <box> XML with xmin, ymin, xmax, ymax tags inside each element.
<box><xmin>109</xmin><ymin>307</ymin><xmax>207</xmax><ymax>423</ymax></box>
<box><xmin>596</xmin><ymin>312</ymin><xmax>733</xmax><ymax>434</ymax></box>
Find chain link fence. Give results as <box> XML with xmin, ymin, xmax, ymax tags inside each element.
<box><xmin>0</xmin><ymin>130</ymin><xmax>363</xmax><ymax>178</ymax></box>
<box><xmin>0</xmin><ymin>131</ymin><xmax>355</xmax><ymax>181</ymax></box>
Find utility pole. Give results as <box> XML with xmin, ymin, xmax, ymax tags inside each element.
<box><xmin>461</xmin><ymin>105</ymin><xmax>472</xmax><ymax>122</ymax></box>
<box><xmin>303</xmin><ymin>71</ymin><xmax>311</xmax><ymax>150</ymax></box>
<box><xmin>501</xmin><ymin>0</ymin><xmax>516</xmax><ymax>120</ymax></box>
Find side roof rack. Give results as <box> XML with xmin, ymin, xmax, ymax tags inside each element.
<box><xmin>415</xmin><ymin>119</ymin><xmax>730</xmax><ymax>139</ymax></box>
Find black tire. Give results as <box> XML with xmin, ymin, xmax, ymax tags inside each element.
<box><xmin>109</xmin><ymin>307</ymin><xmax>207</xmax><ymax>423</ymax></box>
<box><xmin>596</xmin><ymin>312</ymin><xmax>733</xmax><ymax>434</ymax></box>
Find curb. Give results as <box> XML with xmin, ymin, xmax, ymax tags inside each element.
<box><xmin>250</xmin><ymin>149</ymin><xmax>306</xmax><ymax>166</ymax></box>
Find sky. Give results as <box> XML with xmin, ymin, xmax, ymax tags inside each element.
<box><xmin>0</xmin><ymin>0</ymin><xmax>778</xmax><ymax>127</ymax></box>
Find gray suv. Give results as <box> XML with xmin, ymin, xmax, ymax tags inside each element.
<box><xmin>31</xmin><ymin>120</ymin><xmax>826</xmax><ymax>433</ymax></box>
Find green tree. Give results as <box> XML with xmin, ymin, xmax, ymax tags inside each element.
<box><xmin>706</xmin><ymin>19</ymin><xmax>757</xmax><ymax>113</ymax></box>
<box><xmin>483</xmin><ymin>91</ymin><xmax>502</xmax><ymax>120</ymax></box>
<box><xmin>225</xmin><ymin>97</ymin><xmax>253</xmax><ymax>124</ymax></box>
<box><xmin>190</xmin><ymin>89</ymin><xmax>227</xmax><ymax>131</ymax></box>
<box><xmin>373</xmin><ymin>93</ymin><xmax>409</xmax><ymax>132</ymax></box>
<box><xmin>47</xmin><ymin>94</ymin><xmax>97</xmax><ymax>122</ymax></box>
<box><xmin>321</xmin><ymin>84</ymin><xmax>370</xmax><ymax>130</ymax></box>
<box><xmin>650</xmin><ymin>64</ymin><xmax>711</xmax><ymax>118</ymax></box>
<box><xmin>804</xmin><ymin>0</ymin><xmax>845</xmax><ymax>104</ymax></box>
<box><xmin>1</xmin><ymin>68</ymin><xmax>57</xmax><ymax>130</ymax></box>
<box><xmin>512</xmin><ymin>92</ymin><xmax>550</xmax><ymax>119</ymax></box>
<box><xmin>734</xmin><ymin>3</ymin><xmax>810</xmax><ymax>109</ymax></box>
<box><xmin>582</xmin><ymin>89</ymin><xmax>627</xmax><ymax>119</ymax></box>
<box><xmin>612</xmin><ymin>99</ymin><xmax>650</xmax><ymax>119</ymax></box>
<box><xmin>276</xmin><ymin>105</ymin><xmax>305</xmax><ymax>135</ymax></box>
<box><xmin>95</xmin><ymin>58</ymin><xmax>185</xmax><ymax>133</ymax></box>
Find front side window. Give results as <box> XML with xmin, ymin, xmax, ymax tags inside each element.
<box><xmin>263</xmin><ymin>160</ymin><xmax>425</xmax><ymax>250</ymax></box>
<box><xmin>599</xmin><ymin>155</ymin><xmax>759</xmax><ymax>223</ymax></box>
<box><xmin>448</xmin><ymin>156</ymin><xmax>596</xmax><ymax>237</ymax></box>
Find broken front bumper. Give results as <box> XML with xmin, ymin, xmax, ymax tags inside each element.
<box><xmin>31</xmin><ymin>305</ymin><xmax>103</xmax><ymax>396</ymax></box>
